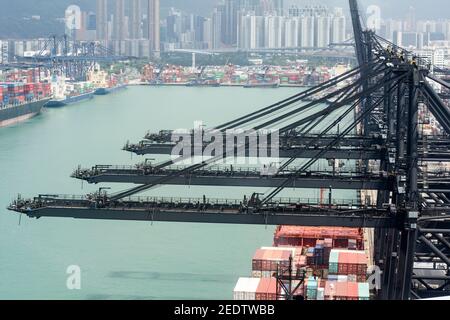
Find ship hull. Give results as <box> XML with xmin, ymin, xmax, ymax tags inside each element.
<box><xmin>94</xmin><ymin>85</ymin><xmax>127</xmax><ymax>95</ymax></box>
<box><xmin>45</xmin><ymin>92</ymin><xmax>94</xmax><ymax>108</ymax></box>
<box><xmin>243</xmin><ymin>83</ymin><xmax>280</xmax><ymax>88</ymax></box>
<box><xmin>186</xmin><ymin>83</ymin><xmax>221</xmax><ymax>87</ymax></box>
<box><xmin>0</xmin><ymin>99</ymin><xmax>50</xmax><ymax>128</ymax></box>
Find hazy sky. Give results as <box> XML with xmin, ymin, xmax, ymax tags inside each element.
<box><xmin>168</xmin><ymin>0</ymin><xmax>450</xmax><ymax>19</ymax></box>
<box><xmin>0</xmin><ymin>0</ymin><xmax>446</xmax><ymax>39</ymax></box>
<box><xmin>0</xmin><ymin>0</ymin><xmax>448</xmax><ymax>20</ymax></box>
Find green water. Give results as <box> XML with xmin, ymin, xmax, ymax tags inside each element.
<box><xmin>0</xmin><ymin>86</ymin><xmax>356</xmax><ymax>300</ymax></box>
<box><xmin>0</xmin><ymin>86</ymin><xmax>296</xmax><ymax>300</ymax></box>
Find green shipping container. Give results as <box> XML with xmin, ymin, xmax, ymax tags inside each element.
<box><xmin>307</xmin><ymin>289</ymin><xmax>317</xmax><ymax>300</ymax></box>
<box><xmin>358</xmin><ymin>283</ymin><xmax>370</xmax><ymax>300</ymax></box>
<box><xmin>328</xmin><ymin>251</ymin><xmax>339</xmax><ymax>274</ymax></box>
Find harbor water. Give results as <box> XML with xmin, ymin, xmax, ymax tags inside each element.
<box><xmin>0</xmin><ymin>86</ymin><xmax>355</xmax><ymax>299</ymax></box>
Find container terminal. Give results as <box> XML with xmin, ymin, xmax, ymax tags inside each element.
<box><xmin>6</xmin><ymin>0</ymin><xmax>450</xmax><ymax>300</ymax></box>
<box><xmin>0</xmin><ymin>39</ymin><xmax>131</xmax><ymax>125</ymax></box>
<box><xmin>140</xmin><ymin>62</ymin><xmax>348</xmax><ymax>88</ymax></box>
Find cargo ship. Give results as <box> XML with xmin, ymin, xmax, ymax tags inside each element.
<box><xmin>0</xmin><ymin>82</ymin><xmax>52</xmax><ymax>128</ymax></box>
<box><xmin>0</xmin><ymin>98</ymin><xmax>50</xmax><ymax>128</ymax></box>
<box><xmin>243</xmin><ymin>81</ymin><xmax>280</xmax><ymax>88</ymax></box>
<box><xmin>94</xmin><ymin>84</ymin><xmax>127</xmax><ymax>95</ymax></box>
<box><xmin>88</xmin><ymin>67</ymin><xmax>128</xmax><ymax>95</ymax></box>
<box><xmin>46</xmin><ymin>78</ymin><xmax>95</xmax><ymax>108</ymax></box>
<box><xmin>45</xmin><ymin>91</ymin><xmax>94</xmax><ymax>107</ymax></box>
<box><xmin>186</xmin><ymin>79</ymin><xmax>221</xmax><ymax>87</ymax></box>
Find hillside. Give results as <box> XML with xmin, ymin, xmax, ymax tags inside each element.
<box><xmin>0</xmin><ymin>0</ymin><xmax>447</xmax><ymax>39</ymax></box>
<box><xmin>0</xmin><ymin>0</ymin><xmax>214</xmax><ymax>39</ymax></box>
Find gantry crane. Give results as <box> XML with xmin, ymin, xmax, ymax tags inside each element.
<box><xmin>8</xmin><ymin>1</ymin><xmax>450</xmax><ymax>300</ymax></box>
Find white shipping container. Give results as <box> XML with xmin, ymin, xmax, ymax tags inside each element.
<box><xmin>261</xmin><ymin>246</ymin><xmax>296</xmax><ymax>253</ymax></box>
<box><xmin>317</xmin><ymin>288</ymin><xmax>325</xmax><ymax>300</ymax></box>
<box><xmin>233</xmin><ymin>277</ymin><xmax>260</xmax><ymax>300</ymax></box>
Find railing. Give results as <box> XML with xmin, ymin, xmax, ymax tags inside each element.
<box><xmin>27</xmin><ymin>194</ymin><xmax>362</xmax><ymax>207</ymax></box>
<box><xmin>73</xmin><ymin>163</ymin><xmax>382</xmax><ymax>178</ymax></box>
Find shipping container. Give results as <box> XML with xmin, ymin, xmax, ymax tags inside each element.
<box><xmin>255</xmin><ymin>277</ymin><xmax>277</xmax><ymax>300</ymax></box>
<box><xmin>358</xmin><ymin>283</ymin><xmax>370</xmax><ymax>300</ymax></box>
<box><xmin>274</xmin><ymin>226</ymin><xmax>364</xmax><ymax>249</ymax></box>
<box><xmin>328</xmin><ymin>250</ymin><xmax>368</xmax><ymax>281</ymax></box>
<box><xmin>233</xmin><ymin>278</ymin><xmax>260</xmax><ymax>300</ymax></box>
<box><xmin>252</xmin><ymin>248</ymin><xmax>295</xmax><ymax>276</ymax></box>
<box><xmin>306</xmin><ymin>276</ymin><xmax>318</xmax><ymax>300</ymax></box>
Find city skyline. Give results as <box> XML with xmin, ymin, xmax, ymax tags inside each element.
<box><xmin>1</xmin><ymin>0</ymin><xmax>450</xmax><ymax>61</ymax></box>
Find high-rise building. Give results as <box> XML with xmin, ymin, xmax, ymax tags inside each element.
<box><xmin>130</xmin><ymin>0</ymin><xmax>142</xmax><ymax>39</ymax></box>
<box><xmin>264</xmin><ymin>16</ymin><xmax>284</xmax><ymax>48</ymax></box>
<box><xmin>331</xmin><ymin>8</ymin><xmax>346</xmax><ymax>44</ymax></box>
<box><xmin>284</xmin><ymin>17</ymin><xmax>299</xmax><ymax>48</ymax></box>
<box><xmin>203</xmin><ymin>18</ymin><xmax>213</xmax><ymax>49</ymax></box>
<box><xmin>259</xmin><ymin>0</ymin><xmax>284</xmax><ymax>15</ymax></box>
<box><xmin>114</xmin><ymin>0</ymin><xmax>126</xmax><ymax>40</ymax></box>
<box><xmin>77</xmin><ymin>11</ymin><xmax>97</xmax><ymax>41</ymax></box>
<box><xmin>393</xmin><ymin>31</ymin><xmax>403</xmax><ymax>46</ymax></box>
<box><xmin>239</xmin><ymin>14</ymin><xmax>264</xmax><ymax>49</ymax></box>
<box><xmin>405</xmin><ymin>6</ymin><xmax>416</xmax><ymax>32</ymax></box>
<box><xmin>96</xmin><ymin>0</ymin><xmax>108</xmax><ymax>41</ymax></box>
<box><xmin>384</xmin><ymin>19</ymin><xmax>403</xmax><ymax>41</ymax></box>
<box><xmin>194</xmin><ymin>16</ymin><xmax>206</xmax><ymax>43</ymax></box>
<box><xmin>223</xmin><ymin>0</ymin><xmax>238</xmax><ymax>46</ymax></box>
<box><xmin>147</xmin><ymin>0</ymin><xmax>160</xmax><ymax>55</ymax></box>
<box><xmin>417</xmin><ymin>20</ymin><xmax>437</xmax><ymax>34</ymax></box>
<box><xmin>444</xmin><ymin>21</ymin><xmax>450</xmax><ymax>41</ymax></box>
<box><xmin>166</xmin><ymin>12</ymin><xmax>179</xmax><ymax>43</ymax></box>
<box><xmin>315</xmin><ymin>14</ymin><xmax>331</xmax><ymax>48</ymax></box>
<box><xmin>402</xmin><ymin>32</ymin><xmax>419</xmax><ymax>48</ymax></box>
<box><xmin>212</xmin><ymin>8</ymin><xmax>223</xmax><ymax>49</ymax></box>
<box><xmin>0</xmin><ymin>40</ymin><xmax>9</xmax><ymax>64</ymax></box>
<box><xmin>300</xmin><ymin>15</ymin><xmax>315</xmax><ymax>48</ymax></box>
<box><xmin>272</xmin><ymin>0</ymin><xmax>285</xmax><ymax>15</ymax></box>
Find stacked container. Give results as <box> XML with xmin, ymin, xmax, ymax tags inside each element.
<box><xmin>314</xmin><ymin>242</ymin><xmax>325</xmax><ymax>265</ymax></box>
<box><xmin>1</xmin><ymin>82</ymin><xmax>52</xmax><ymax>104</ymax></box>
<box><xmin>329</xmin><ymin>250</ymin><xmax>339</xmax><ymax>274</ymax></box>
<box><xmin>306</xmin><ymin>277</ymin><xmax>318</xmax><ymax>300</ymax></box>
<box><xmin>233</xmin><ymin>278</ymin><xmax>261</xmax><ymax>300</ymax></box>
<box><xmin>24</xmin><ymin>83</ymin><xmax>35</xmax><ymax>101</ymax></box>
<box><xmin>306</xmin><ymin>247</ymin><xmax>315</xmax><ymax>265</ymax></box>
<box><xmin>358</xmin><ymin>283</ymin><xmax>370</xmax><ymax>300</ymax></box>
<box><xmin>1</xmin><ymin>84</ymin><xmax>9</xmax><ymax>105</ymax></box>
<box><xmin>0</xmin><ymin>85</ymin><xmax>4</xmax><ymax>107</ymax></box>
<box><xmin>252</xmin><ymin>248</ymin><xmax>293</xmax><ymax>278</ymax></box>
<box><xmin>317</xmin><ymin>288</ymin><xmax>325</xmax><ymax>300</ymax></box>
<box><xmin>255</xmin><ymin>277</ymin><xmax>277</xmax><ymax>300</ymax></box>
<box><xmin>328</xmin><ymin>249</ymin><xmax>368</xmax><ymax>282</ymax></box>
<box><xmin>274</xmin><ymin>226</ymin><xmax>364</xmax><ymax>250</ymax></box>
<box><xmin>324</xmin><ymin>281</ymin><xmax>369</xmax><ymax>300</ymax></box>
<box><xmin>7</xmin><ymin>83</ymin><xmax>25</xmax><ymax>105</ymax></box>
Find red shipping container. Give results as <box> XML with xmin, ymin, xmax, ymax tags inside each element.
<box><xmin>336</xmin><ymin>282</ymin><xmax>347</xmax><ymax>300</ymax></box>
<box><xmin>255</xmin><ymin>278</ymin><xmax>278</xmax><ymax>300</ymax></box>
<box><xmin>348</xmin><ymin>282</ymin><xmax>359</xmax><ymax>300</ymax></box>
<box><xmin>267</xmin><ymin>278</ymin><xmax>277</xmax><ymax>300</ymax></box>
<box><xmin>255</xmin><ymin>278</ymin><xmax>271</xmax><ymax>300</ymax></box>
<box><xmin>274</xmin><ymin>226</ymin><xmax>364</xmax><ymax>249</ymax></box>
<box><xmin>252</xmin><ymin>249</ymin><xmax>264</xmax><ymax>270</ymax></box>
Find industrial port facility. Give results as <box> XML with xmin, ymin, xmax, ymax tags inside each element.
<box><xmin>5</xmin><ymin>0</ymin><xmax>450</xmax><ymax>301</ymax></box>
